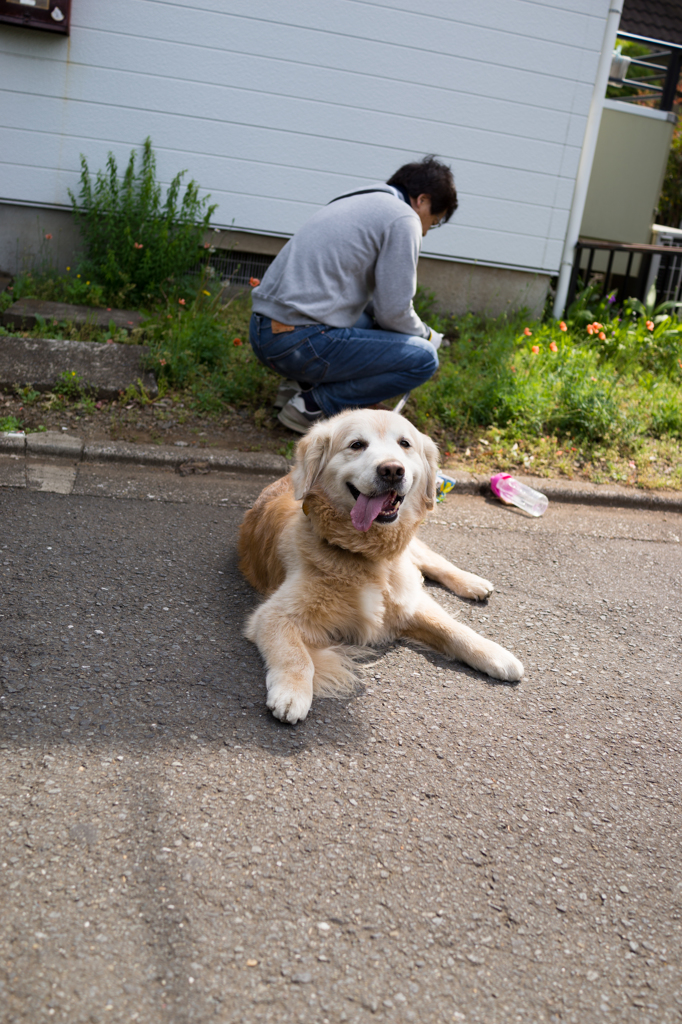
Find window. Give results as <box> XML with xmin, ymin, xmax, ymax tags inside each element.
<box><xmin>0</xmin><ymin>0</ymin><xmax>71</xmax><ymax>35</ymax></box>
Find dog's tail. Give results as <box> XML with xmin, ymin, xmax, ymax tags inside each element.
<box><xmin>310</xmin><ymin>644</ymin><xmax>369</xmax><ymax>697</ymax></box>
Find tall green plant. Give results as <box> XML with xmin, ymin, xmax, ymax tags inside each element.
<box><xmin>69</xmin><ymin>137</ymin><xmax>217</xmax><ymax>303</ymax></box>
<box><xmin>658</xmin><ymin>122</ymin><xmax>682</xmax><ymax>228</ymax></box>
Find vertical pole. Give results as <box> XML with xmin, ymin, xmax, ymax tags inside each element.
<box><xmin>553</xmin><ymin>4</ymin><xmax>624</xmax><ymax>319</ymax></box>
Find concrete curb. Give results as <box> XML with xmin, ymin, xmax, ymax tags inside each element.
<box><xmin>444</xmin><ymin>469</ymin><xmax>682</xmax><ymax>513</ymax></box>
<box><xmin>0</xmin><ymin>335</ymin><xmax>157</xmax><ymax>399</ymax></box>
<box><xmin>1</xmin><ymin>431</ymin><xmax>288</xmax><ymax>476</ymax></box>
<box><xmin>2</xmin><ymin>431</ymin><xmax>681</xmax><ymax>509</ymax></box>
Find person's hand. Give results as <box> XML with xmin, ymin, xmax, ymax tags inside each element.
<box><xmin>428</xmin><ymin>328</ymin><xmax>445</xmax><ymax>350</ymax></box>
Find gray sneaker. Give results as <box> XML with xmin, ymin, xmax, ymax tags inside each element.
<box><xmin>277</xmin><ymin>392</ymin><xmax>324</xmax><ymax>434</ymax></box>
<box><xmin>273</xmin><ymin>378</ymin><xmax>300</xmax><ymax>409</ymax></box>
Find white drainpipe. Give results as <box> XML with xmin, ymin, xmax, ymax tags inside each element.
<box><xmin>553</xmin><ymin>3</ymin><xmax>624</xmax><ymax>319</ymax></box>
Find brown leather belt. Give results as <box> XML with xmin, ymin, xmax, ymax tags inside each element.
<box><xmin>271</xmin><ymin>319</ymin><xmax>295</xmax><ymax>334</ymax></box>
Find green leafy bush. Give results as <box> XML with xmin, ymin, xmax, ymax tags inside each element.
<box><xmin>658</xmin><ymin>122</ymin><xmax>682</xmax><ymax>229</ymax></box>
<box><xmin>0</xmin><ymin>414</ymin><xmax>23</xmax><ymax>432</ymax></box>
<box><xmin>69</xmin><ymin>137</ymin><xmax>217</xmax><ymax>304</ymax></box>
<box><xmin>52</xmin><ymin>370</ymin><xmax>89</xmax><ymax>400</ymax></box>
<box><xmin>143</xmin><ymin>288</ymin><xmax>276</xmax><ymax>412</ymax></box>
<box><xmin>8</xmin><ymin>269</ymin><xmax>107</xmax><ymax>308</ymax></box>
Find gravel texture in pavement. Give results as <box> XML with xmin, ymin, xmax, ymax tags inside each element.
<box><xmin>0</xmin><ymin>478</ymin><xmax>681</xmax><ymax>1024</ymax></box>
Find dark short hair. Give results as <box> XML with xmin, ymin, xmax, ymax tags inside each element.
<box><xmin>387</xmin><ymin>155</ymin><xmax>458</xmax><ymax>221</ymax></box>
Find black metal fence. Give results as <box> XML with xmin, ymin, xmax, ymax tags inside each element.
<box><xmin>566</xmin><ymin>237</ymin><xmax>682</xmax><ymax>310</ymax></box>
<box><xmin>609</xmin><ymin>31</ymin><xmax>682</xmax><ymax>112</ymax></box>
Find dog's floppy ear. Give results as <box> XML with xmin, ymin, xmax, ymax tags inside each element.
<box><xmin>291</xmin><ymin>427</ymin><xmax>329</xmax><ymax>500</ymax></box>
<box><xmin>420</xmin><ymin>434</ymin><xmax>440</xmax><ymax>510</ymax></box>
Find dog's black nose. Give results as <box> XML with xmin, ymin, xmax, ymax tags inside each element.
<box><xmin>377</xmin><ymin>461</ymin><xmax>405</xmax><ymax>484</ymax></box>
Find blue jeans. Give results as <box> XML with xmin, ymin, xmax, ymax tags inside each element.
<box><xmin>248</xmin><ymin>312</ymin><xmax>438</xmax><ymax>416</ymax></box>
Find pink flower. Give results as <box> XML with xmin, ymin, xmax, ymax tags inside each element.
<box><xmin>133</xmin><ymin>242</ymin><xmax>144</xmax><ymax>249</ymax></box>
<box><xmin>106</xmin><ymin>339</ymin><xmax>114</xmax><ymax>344</ymax></box>
<box><xmin>178</xmin><ymin>298</ymin><xmax>186</xmax><ymax>305</ymax></box>
<box><xmin>523</xmin><ymin>327</ymin><xmax>532</xmax><ymax>336</ymax></box>
<box><xmin>549</xmin><ymin>341</ymin><xmax>558</xmax><ymax>352</ymax></box>
<box><xmin>44</xmin><ymin>233</ymin><xmax>52</xmax><ymax>240</ymax></box>
<box><xmin>531</xmin><ymin>345</ymin><xmax>539</xmax><ymax>354</ymax></box>
<box><xmin>249</xmin><ymin>277</ymin><xmax>261</xmax><ymax>287</ymax></box>
<box><xmin>159</xmin><ymin>358</ymin><xmax>167</xmax><ymax>365</ymax></box>
<box><xmin>559</xmin><ymin>321</ymin><xmax>567</xmax><ymax>331</ymax></box>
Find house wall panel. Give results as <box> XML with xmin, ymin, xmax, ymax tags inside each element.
<box><xmin>0</xmin><ymin>0</ymin><xmax>610</xmax><ymax>276</ymax></box>
<box><xmin>0</xmin><ymin>49</ymin><xmax>588</xmax><ymax>151</ymax></box>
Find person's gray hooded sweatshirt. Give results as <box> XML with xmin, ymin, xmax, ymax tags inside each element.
<box><xmin>251</xmin><ymin>184</ymin><xmax>431</xmax><ymax>339</ymax></box>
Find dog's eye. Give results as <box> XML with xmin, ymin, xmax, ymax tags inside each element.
<box><xmin>399</xmin><ymin>438</ymin><xmax>412</xmax><ymax>448</ymax></box>
<box><xmin>349</xmin><ymin>440</ymin><xmax>367</xmax><ymax>451</ymax></box>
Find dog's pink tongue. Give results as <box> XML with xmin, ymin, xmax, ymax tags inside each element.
<box><xmin>350</xmin><ymin>493</ymin><xmax>390</xmax><ymax>532</ymax></box>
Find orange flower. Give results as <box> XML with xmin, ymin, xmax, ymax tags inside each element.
<box><xmin>523</xmin><ymin>327</ymin><xmax>532</xmax><ymax>336</ymax></box>
<box><xmin>249</xmin><ymin>277</ymin><xmax>261</xmax><ymax>287</ymax></box>
<box><xmin>559</xmin><ymin>321</ymin><xmax>567</xmax><ymax>331</ymax></box>
<box><xmin>531</xmin><ymin>345</ymin><xmax>539</xmax><ymax>354</ymax></box>
<box><xmin>586</xmin><ymin>324</ymin><xmax>594</xmax><ymax>335</ymax></box>
<box><xmin>233</xmin><ymin>338</ymin><xmax>243</xmax><ymax>346</ymax></box>
<box><xmin>599</xmin><ymin>331</ymin><xmax>606</xmax><ymax>340</ymax></box>
<box><xmin>159</xmin><ymin>358</ymin><xmax>167</xmax><ymax>365</ymax></box>
<box><xmin>646</xmin><ymin>320</ymin><xmax>654</xmax><ymax>331</ymax></box>
<box><xmin>44</xmin><ymin>233</ymin><xmax>52</xmax><ymax>240</ymax></box>
<box><xmin>178</xmin><ymin>298</ymin><xmax>186</xmax><ymax>305</ymax></box>
<box><xmin>593</xmin><ymin>322</ymin><xmax>602</xmax><ymax>330</ymax></box>
<box><xmin>133</xmin><ymin>242</ymin><xmax>144</xmax><ymax>249</ymax></box>
<box><xmin>549</xmin><ymin>341</ymin><xmax>558</xmax><ymax>352</ymax></box>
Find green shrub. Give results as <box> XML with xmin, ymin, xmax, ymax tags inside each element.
<box><xmin>658</xmin><ymin>122</ymin><xmax>682</xmax><ymax>229</ymax></box>
<box><xmin>0</xmin><ymin>414</ymin><xmax>23</xmax><ymax>432</ymax></box>
<box><xmin>8</xmin><ymin>270</ymin><xmax>107</xmax><ymax>308</ymax></box>
<box><xmin>69</xmin><ymin>137</ymin><xmax>217</xmax><ymax>304</ymax></box>
<box><xmin>143</xmin><ymin>289</ymin><xmax>276</xmax><ymax>412</ymax></box>
<box><xmin>649</xmin><ymin>387</ymin><xmax>682</xmax><ymax>438</ymax></box>
<box><xmin>52</xmin><ymin>370</ymin><xmax>89</xmax><ymax>400</ymax></box>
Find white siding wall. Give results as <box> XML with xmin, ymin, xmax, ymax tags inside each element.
<box><xmin>0</xmin><ymin>0</ymin><xmax>610</xmax><ymax>274</ymax></box>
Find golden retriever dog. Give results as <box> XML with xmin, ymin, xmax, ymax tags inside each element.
<box><xmin>239</xmin><ymin>409</ymin><xmax>523</xmax><ymax>723</ymax></box>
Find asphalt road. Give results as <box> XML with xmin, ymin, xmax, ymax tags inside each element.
<box><xmin>1</xmin><ymin>462</ymin><xmax>681</xmax><ymax>1024</ymax></box>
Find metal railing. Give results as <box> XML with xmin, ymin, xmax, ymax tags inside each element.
<box><xmin>566</xmin><ymin>238</ymin><xmax>682</xmax><ymax>310</ymax></box>
<box><xmin>609</xmin><ymin>31</ymin><xmax>682</xmax><ymax>111</ymax></box>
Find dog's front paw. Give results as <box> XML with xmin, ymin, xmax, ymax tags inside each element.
<box><xmin>478</xmin><ymin>644</ymin><xmax>524</xmax><ymax>682</ymax></box>
<box><xmin>458</xmin><ymin>571</ymin><xmax>494</xmax><ymax>601</ymax></box>
<box><xmin>266</xmin><ymin>671</ymin><xmax>312</xmax><ymax>724</ymax></box>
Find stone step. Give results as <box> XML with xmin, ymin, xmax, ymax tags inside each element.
<box><xmin>0</xmin><ymin>335</ymin><xmax>157</xmax><ymax>399</ymax></box>
<box><xmin>1</xmin><ymin>298</ymin><xmax>144</xmax><ymax>333</ymax></box>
